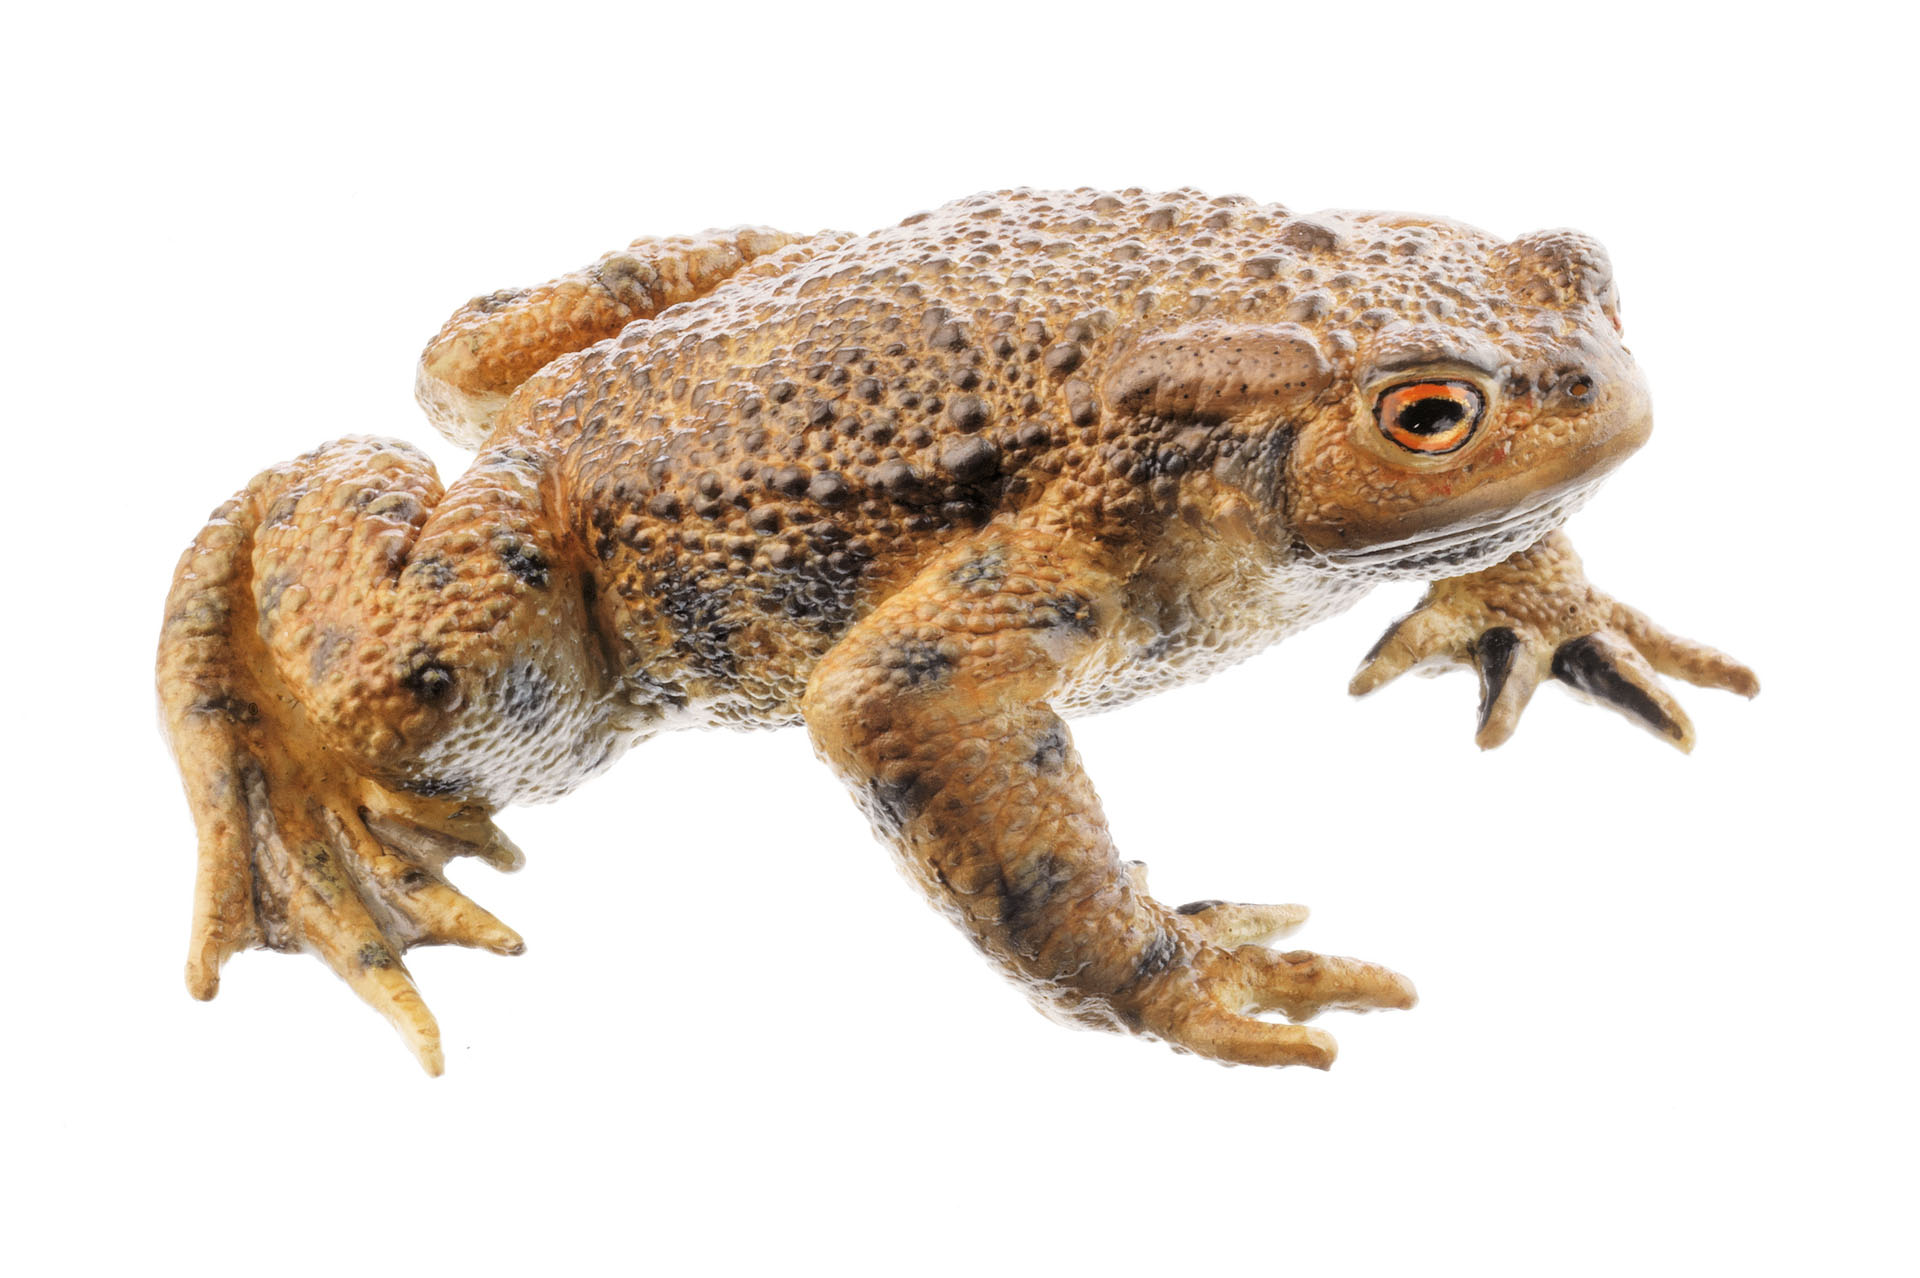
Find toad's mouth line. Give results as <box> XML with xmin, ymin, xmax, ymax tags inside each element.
<box><xmin>1296</xmin><ymin>482</ymin><xmax>1601</xmax><ymax>576</ymax></box>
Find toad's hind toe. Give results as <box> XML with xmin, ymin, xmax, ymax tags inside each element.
<box><xmin>1174</xmin><ymin>899</ymin><xmax>1311</xmax><ymax>948</ymax></box>
<box><xmin>188</xmin><ymin>761</ymin><xmax>526</xmax><ymax>1075</ymax></box>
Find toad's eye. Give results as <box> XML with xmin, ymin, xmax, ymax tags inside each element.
<box><xmin>1375</xmin><ymin>381</ymin><xmax>1485</xmax><ymax>455</ymax></box>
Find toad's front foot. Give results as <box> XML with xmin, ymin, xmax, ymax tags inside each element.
<box><xmin>1111</xmin><ymin>872</ymin><xmax>1416</xmax><ymax>1068</ymax></box>
<box><xmin>1350</xmin><ymin>531</ymin><xmax>1758</xmax><ymax>751</ymax></box>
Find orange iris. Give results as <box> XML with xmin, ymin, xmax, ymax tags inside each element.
<box><xmin>1376</xmin><ymin>381</ymin><xmax>1484</xmax><ymax>455</ymax></box>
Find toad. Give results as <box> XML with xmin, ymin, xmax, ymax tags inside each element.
<box><xmin>157</xmin><ymin>188</ymin><xmax>1757</xmax><ymax>1073</ymax></box>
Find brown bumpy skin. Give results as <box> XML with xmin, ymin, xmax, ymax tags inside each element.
<box><xmin>157</xmin><ymin>188</ymin><xmax>1756</xmax><ymax>1073</ymax></box>
<box><xmin>416</xmin><ymin>227</ymin><xmax>810</xmax><ymax>447</ymax></box>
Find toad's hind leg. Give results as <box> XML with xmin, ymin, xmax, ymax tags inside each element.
<box><xmin>803</xmin><ymin>527</ymin><xmax>1416</xmax><ymax>1070</ymax></box>
<box><xmin>415</xmin><ymin>225</ymin><xmax>843</xmax><ymax>446</ymax></box>
<box><xmin>158</xmin><ymin>435</ymin><xmax>616</xmax><ymax>1073</ymax></box>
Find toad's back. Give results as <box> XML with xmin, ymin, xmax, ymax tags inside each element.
<box><xmin>494</xmin><ymin>187</ymin><xmax>1479</xmax><ymax>726</ymax></box>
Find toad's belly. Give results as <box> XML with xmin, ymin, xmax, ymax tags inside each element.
<box><xmin>1055</xmin><ymin>567</ymin><xmax>1375</xmax><ymax>718</ymax></box>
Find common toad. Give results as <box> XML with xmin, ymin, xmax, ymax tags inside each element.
<box><xmin>157</xmin><ymin>188</ymin><xmax>1756</xmax><ymax>1072</ymax></box>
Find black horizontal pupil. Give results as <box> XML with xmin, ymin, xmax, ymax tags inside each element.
<box><xmin>1398</xmin><ymin>396</ymin><xmax>1465</xmax><ymax>435</ymax></box>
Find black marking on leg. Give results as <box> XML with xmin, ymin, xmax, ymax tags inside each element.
<box><xmin>407</xmin><ymin>554</ymin><xmax>456</xmax><ymax>590</ymax></box>
<box><xmin>494</xmin><ymin>536</ymin><xmax>551</xmax><ymax>589</ymax></box>
<box><xmin>1130</xmin><ymin>929</ymin><xmax>1182</xmax><ymax>985</ymax></box>
<box><xmin>868</xmin><ymin>768</ymin><xmax>936</xmax><ymax>829</ymax></box>
<box><xmin>881</xmin><ymin>639</ymin><xmax>952</xmax><ymax>687</ymax></box>
<box><xmin>189</xmin><ymin>693</ymin><xmax>260</xmax><ymax>725</ymax></box>
<box><xmin>400</xmin><ymin>658</ymin><xmax>457</xmax><ymax>706</ymax></box>
<box><xmin>1175</xmin><ymin>899</ymin><xmax>1226</xmax><ymax>916</ymax></box>
<box><xmin>256</xmin><ymin>570</ymin><xmax>295</xmax><ymax>618</ymax></box>
<box><xmin>1031</xmin><ymin>592</ymin><xmax>1096</xmax><ymax>634</ymax></box>
<box><xmin>165</xmin><ymin>590</ymin><xmax>230</xmax><ymax>636</ymax></box>
<box><xmin>357</xmin><ymin>941</ymin><xmax>396</xmax><ymax>970</ymax></box>
<box><xmin>1551</xmin><ymin>634</ymin><xmax>1682</xmax><ymax>739</ymax></box>
<box><xmin>366</xmin><ymin>492</ymin><xmax>421</xmax><ymax>523</ymax></box>
<box><xmin>1000</xmin><ymin>852</ymin><xmax>1072</xmax><ymax>951</ymax></box>
<box><xmin>1028</xmin><ymin>725</ymin><xmax>1069</xmax><ymax>773</ymax></box>
<box><xmin>310</xmin><ymin>626</ymin><xmax>352</xmax><ymax>684</ymax></box>
<box><xmin>1474</xmin><ymin>626</ymin><xmax>1521</xmax><ymax>731</ymax></box>
<box><xmin>264</xmin><ymin>491</ymin><xmax>305</xmax><ymax>527</ymax></box>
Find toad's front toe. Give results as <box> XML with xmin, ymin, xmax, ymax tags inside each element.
<box><xmin>1350</xmin><ymin>532</ymin><xmax>1757</xmax><ymax>751</ymax></box>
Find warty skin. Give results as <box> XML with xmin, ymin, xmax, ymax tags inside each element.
<box><xmin>157</xmin><ymin>188</ymin><xmax>1756</xmax><ymax>1072</ymax></box>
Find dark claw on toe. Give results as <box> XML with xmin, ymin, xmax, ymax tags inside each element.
<box><xmin>1551</xmin><ymin>634</ymin><xmax>1685</xmax><ymax>743</ymax></box>
<box><xmin>1472</xmin><ymin>627</ymin><xmax>1521</xmax><ymax>732</ymax></box>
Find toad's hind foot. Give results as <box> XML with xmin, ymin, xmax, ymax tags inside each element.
<box><xmin>160</xmin><ymin>465</ymin><xmax>532</xmax><ymax>1075</ymax></box>
<box><xmin>169</xmin><ymin>714</ymin><xmax>524</xmax><ymax>1078</ymax></box>
<box><xmin>205</xmin><ymin>765</ymin><xmax>523</xmax><ymax>1074</ymax></box>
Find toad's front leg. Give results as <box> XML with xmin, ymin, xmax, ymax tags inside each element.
<box><xmin>804</xmin><ymin>529</ymin><xmax>1415</xmax><ymax>1069</ymax></box>
<box><xmin>1351</xmin><ymin>530</ymin><xmax>1759</xmax><ymax>750</ymax></box>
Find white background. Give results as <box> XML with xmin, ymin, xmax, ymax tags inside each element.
<box><xmin>6</xmin><ymin>2</ymin><xmax>1912</xmax><ymax>1273</ymax></box>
